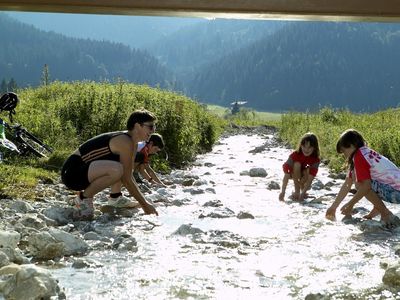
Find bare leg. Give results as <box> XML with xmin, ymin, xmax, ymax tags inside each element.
<box><xmin>300</xmin><ymin>169</ymin><xmax>310</xmax><ymax>197</ymax></box>
<box><xmin>84</xmin><ymin>160</ymin><xmax>124</xmax><ymax>198</ymax></box>
<box><xmin>292</xmin><ymin>162</ymin><xmax>302</xmax><ymax>200</ymax></box>
<box><xmin>363</xmin><ymin>189</ymin><xmax>392</xmax><ymax>223</ymax></box>
<box><xmin>363</xmin><ymin>207</ymin><xmax>380</xmax><ymax>219</ymax></box>
<box><xmin>110</xmin><ymin>181</ymin><xmax>123</xmax><ymax>194</ymax></box>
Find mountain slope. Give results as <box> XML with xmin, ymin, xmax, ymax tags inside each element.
<box><xmin>0</xmin><ymin>13</ymin><xmax>176</xmax><ymax>88</ymax></box>
<box><xmin>187</xmin><ymin>22</ymin><xmax>400</xmax><ymax>112</ymax></box>
<box><xmin>7</xmin><ymin>12</ymin><xmax>203</xmax><ymax>49</ymax></box>
<box><xmin>147</xmin><ymin>19</ymin><xmax>285</xmax><ymax>83</ymax></box>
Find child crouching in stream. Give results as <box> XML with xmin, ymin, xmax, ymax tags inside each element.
<box><xmin>325</xmin><ymin>129</ymin><xmax>400</xmax><ymax>226</ymax></box>
<box><xmin>279</xmin><ymin>132</ymin><xmax>321</xmax><ymax>202</ymax></box>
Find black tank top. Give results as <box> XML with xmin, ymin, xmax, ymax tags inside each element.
<box><xmin>79</xmin><ymin>131</ymin><xmax>129</xmax><ymax>164</ymax></box>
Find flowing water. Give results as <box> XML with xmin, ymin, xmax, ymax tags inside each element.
<box><xmin>50</xmin><ymin>133</ymin><xmax>400</xmax><ymax>299</ymax></box>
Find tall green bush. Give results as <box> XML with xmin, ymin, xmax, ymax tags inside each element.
<box><xmin>11</xmin><ymin>81</ymin><xmax>224</xmax><ymax>168</ymax></box>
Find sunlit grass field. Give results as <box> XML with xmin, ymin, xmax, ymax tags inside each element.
<box><xmin>206</xmin><ymin>104</ymin><xmax>282</xmax><ymax>125</ymax></box>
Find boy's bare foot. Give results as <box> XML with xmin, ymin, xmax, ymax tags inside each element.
<box><xmin>363</xmin><ymin>207</ymin><xmax>380</xmax><ymax>220</ymax></box>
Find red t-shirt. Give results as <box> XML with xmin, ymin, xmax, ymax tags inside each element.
<box><xmin>283</xmin><ymin>151</ymin><xmax>320</xmax><ymax>176</ymax></box>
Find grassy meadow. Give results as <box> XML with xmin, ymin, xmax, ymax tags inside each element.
<box><xmin>1</xmin><ymin>82</ymin><xmax>399</xmax><ymax>199</ymax></box>
<box><xmin>206</xmin><ymin>104</ymin><xmax>281</xmax><ymax>126</ymax></box>
<box><xmin>0</xmin><ymin>81</ymin><xmax>224</xmax><ymax>198</ymax></box>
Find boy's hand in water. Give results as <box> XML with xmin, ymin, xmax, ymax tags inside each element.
<box><xmin>325</xmin><ymin>207</ymin><xmax>336</xmax><ymax>221</ymax></box>
<box><xmin>142</xmin><ymin>203</ymin><xmax>158</xmax><ymax>216</ymax></box>
<box><xmin>340</xmin><ymin>201</ymin><xmax>354</xmax><ymax>216</ymax></box>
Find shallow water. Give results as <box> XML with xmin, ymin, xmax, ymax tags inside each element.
<box><xmin>50</xmin><ymin>134</ymin><xmax>400</xmax><ymax>299</ymax></box>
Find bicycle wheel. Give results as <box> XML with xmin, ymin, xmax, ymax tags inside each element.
<box><xmin>16</xmin><ymin>129</ymin><xmax>53</xmax><ymax>158</ymax></box>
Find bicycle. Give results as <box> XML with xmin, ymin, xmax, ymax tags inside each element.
<box><xmin>0</xmin><ymin>92</ymin><xmax>53</xmax><ymax>159</ymax></box>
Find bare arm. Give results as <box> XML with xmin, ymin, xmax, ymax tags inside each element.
<box><xmin>279</xmin><ymin>173</ymin><xmax>290</xmax><ymax>201</ymax></box>
<box><xmin>111</xmin><ymin>135</ymin><xmax>158</xmax><ymax>215</ymax></box>
<box><xmin>144</xmin><ymin>164</ymin><xmax>165</xmax><ymax>186</ymax></box>
<box><xmin>326</xmin><ymin>176</ymin><xmax>353</xmax><ymax>220</ymax></box>
<box><xmin>340</xmin><ymin>179</ymin><xmax>371</xmax><ymax>215</ymax></box>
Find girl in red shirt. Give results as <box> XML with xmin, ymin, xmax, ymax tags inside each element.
<box><xmin>279</xmin><ymin>132</ymin><xmax>321</xmax><ymax>202</ymax></box>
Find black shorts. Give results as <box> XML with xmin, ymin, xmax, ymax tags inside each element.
<box><xmin>61</xmin><ymin>154</ymin><xmax>90</xmax><ymax>191</ymax></box>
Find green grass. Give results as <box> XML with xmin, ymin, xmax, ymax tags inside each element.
<box><xmin>0</xmin><ymin>81</ymin><xmax>225</xmax><ymax>199</ymax></box>
<box><xmin>206</xmin><ymin>104</ymin><xmax>282</xmax><ymax>125</ymax></box>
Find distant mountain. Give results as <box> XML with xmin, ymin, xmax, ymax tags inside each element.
<box><xmin>146</xmin><ymin>19</ymin><xmax>285</xmax><ymax>84</ymax></box>
<box><xmin>187</xmin><ymin>22</ymin><xmax>400</xmax><ymax>112</ymax></box>
<box><xmin>7</xmin><ymin>12</ymin><xmax>204</xmax><ymax>49</ymax></box>
<box><xmin>0</xmin><ymin>13</ymin><xmax>176</xmax><ymax>88</ymax></box>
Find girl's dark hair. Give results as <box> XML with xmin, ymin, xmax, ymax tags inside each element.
<box><xmin>296</xmin><ymin>132</ymin><xmax>320</xmax><ymax>157</ymax></box>
<box><xmin>336</xmin><ymin>129</ymin><xmax>366</xmax><ymax>169</ymax></box>
<box><xmin>126</xmin><ymin>109</ymin><xmax>156</xmax><ymax>130</ymax></box>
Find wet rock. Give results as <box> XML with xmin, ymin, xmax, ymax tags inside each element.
<box><xmin>267</xmin><ymin>181</ymin><xmax>280</xmax><ymax>190</ymax></box>
<box><xmin>0</xmin><ymin>231</ymin><xmax>20</xmax><ymax>249</ymax></box>
<box><xmin>204</xmin><ymin>162</ymin><xmax>215</xmax><ymax>167</ymax></box>
<box><xmin>171</xmin><ymin>198</ymin><xmax>191</xmax><ymax>207</ymax></box>
<box><xmin>193</xmin><ymin>179</ymin><xmax>207</xmax><ymax>186</ymax></box>
<box><xmin>48</xmin><ymin>228</ymin><xmax>89</xmax><ymax>256</ymax></box>
<box><xmin>18</xmin><ymin>214</ymin><xmax>47</xmax><ymax>230</ymax></box>
<box><xmin>0</xmin><ymin>264</ymin><xmax>61</xmax><ymax>299</ymax></box>
<box><xmin>249</xmin><ymin>168</ymin><xmax>267</xmax><ymax>177</ymax></box>
<box><xmin>249</xmin><ymin>145</ymin><xmax>267</xmax><ymax>154</ymax></box>
<box><xmin>199</xmin><ymin>207</ymin><xmax>235</xmax><ymax>219</ymax></box>
<box><xmin>237</xmin><ymin>211</ymin><xmax>255</xmax><ymax>219</ymax></box>
<box><xmin>311</xmin><ymin>179</ymin><xmax>324</xmax><ymax>190</ymax></box>
<box><xmin>42</xmin><ymin>206</ymin><xmax>74</xmax><ymax>226</ymax></box>
<box><xmin>203</xmin><ymin>200</ymin><xmax>223</xmax><ymax>207</ymax></box>
<box><xmin>383</xmin><ymin>263</ymin><xmax>400</xmax><ymax>287</ymax></box>
<box><xmin>116</xmin><ymin>237</ymin><xmax>138</xmax><ymax>252</ymax></box>
<box><xmin>1</xmin><ymin>247</ymin><xmax>30</xmax><ymax>264</ymax></box>
<box><xmin>10</xmin><ymin>200</ymin><xmax>34</xmax><ymax>213</ymax></box>
<box><xmin>72</xmin><ymin>258</ymin><xmax>103</xmax><ymax>269</ymax></box>
<box><xmin>328</xmin><ymin>172</ymin><xmax>346</xmax><ymax>180</ymax></box>
<box><xmin>0</xmin><ymin>251</ymin><xmax>10</xmax><ymax>268</ymax></box>
<box><xmin>205</xmin><ymin>187</ymin><xmax>216</xmax><ymax>194</ymax></box>
<box><xmin>183</xmin><ymin>188</ymin><xmax>205</xmax><ymax>195</ymax></box>
<box><xmin>28</xmin><ymin>231</ymin><xmax>65</xmax><ymax>259</ymax></box>
<box><xmin>358</xmin><ymin>220</ymin><xmax>385</xmax><ymax>233</ymax></box>
<box><xmin>305</xmin><ymin>293</ymin><xmax>330</xmax><ymax>300</ymax></box>
<box><xmin>182</xmin><ymin>178</ymin><xmax>195</xmax><ymax>186</ymax></box>
<box><xmin>173</xmin><ymin>224</ymin><xmax>204</xmax><ymax>236</ymax></box>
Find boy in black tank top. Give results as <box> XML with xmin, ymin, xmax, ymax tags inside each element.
<box><xmin>61</xmin><ymin>109</ymin><xmax>158</xmax><ymax>220</ymax></box>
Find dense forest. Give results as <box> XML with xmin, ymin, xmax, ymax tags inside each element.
<box><xmin>146</xmin><ymin>19</ymin><xmax>285</xmax><ymax>84</ymax></box>
<box><xmin>0</xmin><ymin>14</ymin><xmax>176</xmax><ymax>89</ymax></box>
<box><xmin>2</xmin><ymin>13</ymin><xmax>400</xmax><ymax>112</ymax></box>
<box><xmin>186</xmin><ymin>22</ymin><xmax>400</xmax><ymax>112</ymax></box>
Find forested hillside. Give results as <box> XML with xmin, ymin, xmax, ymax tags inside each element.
<box><xmin>187</xmin><ymin>22</ymin><xmax>400</xmax><ymax>112</ymax></box>
<box><xmin>0</xmin><ymin>14</ymin><xmax>176</xmax><ymax>89</ymax></box>
<box><xmin>147</xmin><ymin>19</ymin><xmax>285</xmax><ymax>84</ymax></box>
<box><xmin>7</xmin><ymin>12</ymin><xmax>203</xmax><ymax>49</ymax></box>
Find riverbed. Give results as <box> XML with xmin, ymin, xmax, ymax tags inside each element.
<box><xmin>50</xmin><ymin>132</ymin><xmax>400</xmax><ymax>300</ymax></box>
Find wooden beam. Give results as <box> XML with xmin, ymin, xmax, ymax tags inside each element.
<box><xmin>0</xmin><ymin>0</ymin><xmax>399</xmax><ymax>22</ymax></box>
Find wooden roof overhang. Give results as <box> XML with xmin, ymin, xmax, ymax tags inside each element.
<box><xmin>0</xmin><ymin>0</ymin><xmax>400</xmax><ymax>22</ymax></box>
